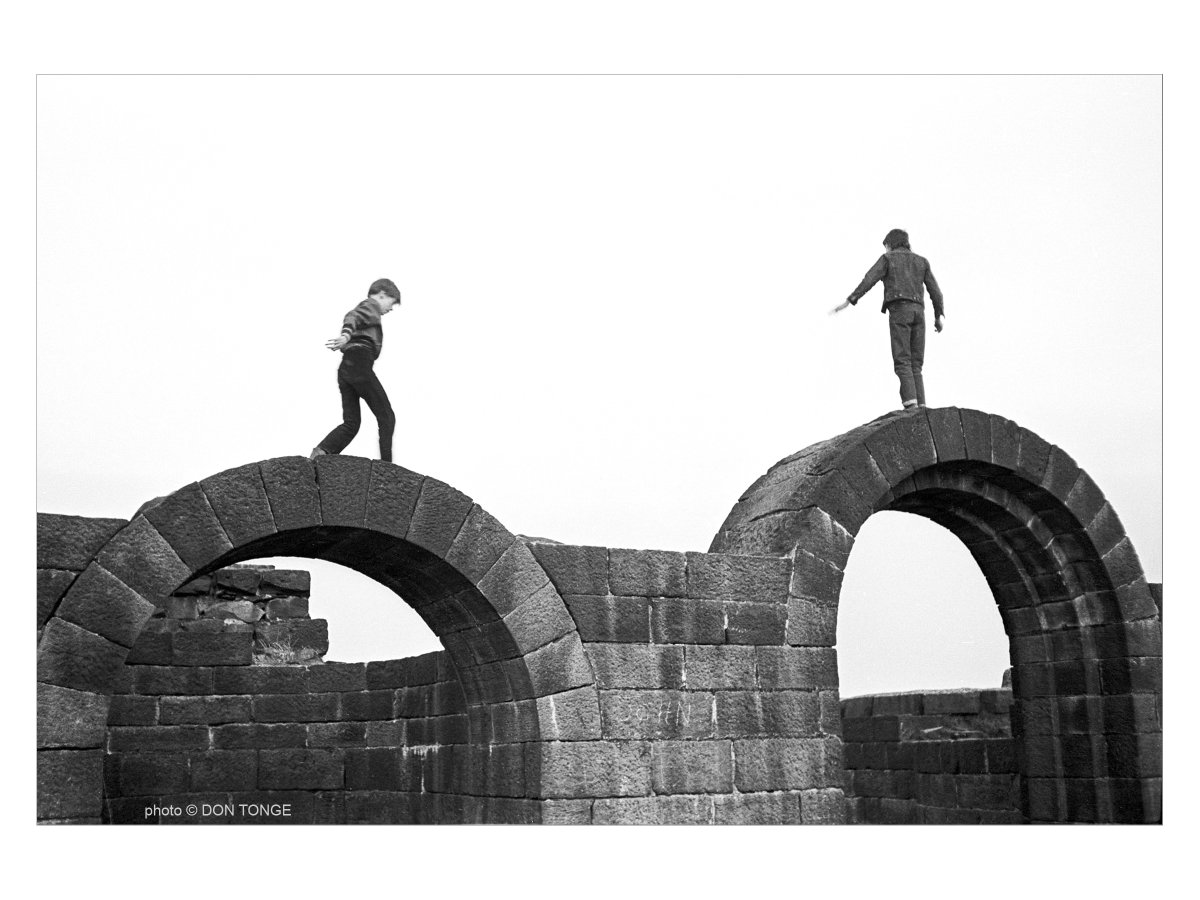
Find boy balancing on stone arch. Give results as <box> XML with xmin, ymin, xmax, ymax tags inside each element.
<box><xmin>310</xmin><ymin>278</ymin><xmax>401</xmax><ymax>463</ymax></box>
<box><xmin>831</xmin><ymin>228</ymin><xmax>946</xmax><ymax>411</ymax></box>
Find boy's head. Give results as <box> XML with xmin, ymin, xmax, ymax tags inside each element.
<box><xmin>368</xmin><ymin>278</ymin><xmax>401</xmax><ymax>312</ymax></box>
<box><xmin>882</xmin><ymin>229</ymin><xmax>910</xmax><ymax>251</ymax></box>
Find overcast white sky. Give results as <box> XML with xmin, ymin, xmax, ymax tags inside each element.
<box><xmin>36</xmin><ymin>75</ymin><xmax>1161</xmax><ymax>696</ymax></box>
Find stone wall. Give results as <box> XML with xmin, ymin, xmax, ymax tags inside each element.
<box><xmin>841</xmin><ymin>687</ymin><xmax>1021</xmax><ymax>824</ymax></box>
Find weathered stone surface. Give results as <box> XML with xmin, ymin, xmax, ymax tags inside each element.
<box><xmin>201</xmin><ymin>463</ymin><xmax>277</xmax><ymax>547</ymax></box>
<box><xmin>406</xmin><ymin>477</ymin><xmax>474</xmax><ymax>558</ymax></box>
<box><xmin>724</xmin><ymin>601</ymin><xmax>788</xmax><ymax>644</ymax></box>
<box><xmin>686</xmin><ymin>552</ymin><xmax>790</xmax><ymax>602</ymax></box>
<box><xmin>786</xmin><ymin>598</ymin><xmax>838</xmax><ymax>647</ymax></box>
<box><xmin>528</xmin><ymin>741</ymin><xmax>652</xmax><ymax>799</ymax></box>
<box><xmin>600</xmin><ymin>690</ymin><xmax>715</xmax><ymax>740</ymax></box>
<box><xmin>38</xmin><ymin>618</ymin><xmax>128</xmax><ymax>694</ymax></box>
<box><xmin>37</xmin><ymin>514</ymin><xmax>126</xmax><ymax>571</ymax></box>
<box><xmin>528</xmin><ymin>542</ymin><xmax>609</xmax><ymax>595</ymax></box>
<box><xmin>96</xmin><ymin>516</ymin><xmax>192</xmax><ymax>606</ymax></box>
<box><xmin>173</xmin><ymin>631</ymin><xmax>254</xmax><ymax>666</ymax></box>
<box><xmin>524</xmin><ymin>633</ymin><xmax>594</xmax><ymax>697</ymax></box>
<box><xmin>252</xmin><ymin>693</ymin><xmax>340</xmax><ymax>723</ymax></box>
<box><xmin>445</xmin><ymin>504</ymin><xmax>516</xmax><ymax>585</ymax></box>
<box><xmin>685</xmin><ymin>645</ymin><xmax>756</xmax><ymax>690</ymax></box>
<box><xmin>307</xmin><ymin>662</ymin><xmax>367</xmax><ymax>693</ymax></box>
<box><xmin>587</xmin><ymin>647</ymin><xmax>690</xmax><ymax>698</ymax></box>
<box><xmin>650</xmin><ymin>598</ymin><xmax>725</xmax><ymax>644</ymax></box>
<box><xmin>37</xmin><ymin>684</ymin><xmax>110</xmax><ymax>749</ymax></box>
<box><xmin>107</xmin><ymin>725</ymin><xmax>210</xmax><ymax>752</ymax></box>
<box><xmin>477</xmin><ymin>541</ymin><xmax>551</xmax><ymax>617</ymax></box>
<box><xmin>37</xmin><ymin>569</ymin><xmax>76</xmax><ymax>628</ymax></box>
<box><xmin>314</xmin><ymin>454</ymin><xmax>372</xmax><ymax>527</ymax></box>
<box><xmin>593</xmin><ymin>795</ymin><xmax>713</xmax><ymax>825</ymax></box>
<box><xmin>259</xmin><ymin>749</ymin><xmax>345</xmax><ymax>790</ymax></box>
<box><xmin>535</xmin><ymin>686</ymin><xmax>603</xmax><ymax>741</ymax></box>
<box><xmin>651</xmin><ymin>741</ymin><xmax>734</xmax><ymax>794</ymax></box>
<box><xmin>716</xmin><ymin>691</ymin><xmax>821</xmax><ymax>738</ymax></box>
<box><xmin>37</xmin><ymin>750</ymin><xmax>103</xmax><ymax>819</ymax></box>
<box><xmin>54</xmin><ymin>564</ymin><xmax>155</xmax><ymax>649</ymax></box>
<box><xmin>142</xmin><ymin>482</ymin><xmax>233</xmax><ymax>572</ymax></box>
<box><xmin>608</xmin><ymin>549</ymin><xmax>687</xmax><ymax>597</ymax></box>
<box><xmin>714</xmin><ymin>791</ymin><xmax>804</xmax><ymax>825</ymax></box>
<box><xmin>259</xmin><ymin>457</ymin><xmax>322</xmax><ymax>531</ymax></box>
<box><xmin>756</xmin><ymin>647</ymin><xmax>839</xmax><ymax>689</ymax></box>
<box><xmin>564</xmin><ymin>594</ymin><xmax>652</xmax><ymax>643</ymax></box>
<box><xmin>189</xmin><ymin>750</ymin><xmax>259</xmax><ymax>792</ymax></box>
<box><xmin>211</xmin><ymin>723</ymin><xmax>308</xmax><ymax>750</ymax></box>
<box><xmin>213</xmin><ymin>665</ymin><xmax>308</xmax><ymax>695</ymax></box>
<box><xmin>159</xmin><ymin>695</ymin><xmax>252</xmax><ymax>725</ymax></box>
<box><xmin>107</xmin><ymin>695</ymin><xmax>158</xmax><ymax>727</ymax></box>
<box><xmin>733</xmin><ymin>738</ymin><xmax>831</xmax><ymax>791</ymax></box>
<box><xmin>504</xmin><ymin>583</ymin><xmax>577</xmax><ymax>655</ymax></box>
<box><xmin>925</xmin><ymin>407</ymin><xmax>968</xmax><ymax>462</ymax></box>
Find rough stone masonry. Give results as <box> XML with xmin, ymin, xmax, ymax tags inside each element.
<box><xmin>36</xmin><ymin>407</ymin><xmax>1162</xmax><ymax>824</ymax></box>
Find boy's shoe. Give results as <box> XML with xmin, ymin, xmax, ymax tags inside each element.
<box><xmin>308</xmin><ymin>447</ymin><xmax>327</xmax><ymax>460</ymax></box>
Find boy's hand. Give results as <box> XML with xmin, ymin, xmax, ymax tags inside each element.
<box><xmin>325</xmin><ymin>335</ymin><xmax>349</xmax><ymax>351</ymax></box>
<box><xmin>830</xmin><ymin>300</ymin><xmax>851</xmax><ymax>315</ymax></box>
<box><xmin>935</xmin><ymin>315</ymin><xmax>945</xmax><ymax>333</ymax></box>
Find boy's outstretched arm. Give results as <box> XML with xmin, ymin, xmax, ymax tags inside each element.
<box><xmin>325</xmin><ymin>334</ymin><xmax>349</xmax><ymax>351</ymax></box>
<box><xmin>829</xmin><ymin>300</ymin><xmax>852</xmax><ymax>315</ymax></box>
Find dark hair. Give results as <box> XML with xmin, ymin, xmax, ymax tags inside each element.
<box><xmin>368</xmin><ymin>278</ymin><xmax>401</xmax><ymax>301</ymax></box>
<box><xmin>883</xmin><ymin>229</ymin><xmax>910</xmax><ymax>250</ymax></box>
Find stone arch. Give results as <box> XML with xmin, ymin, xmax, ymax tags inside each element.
<box><xmin>37</xmin><ymin>456</ymin><xmax>599</xmax><ymax>822</ymax></box>
<box><xmin>710</xmin><ymin>408</ymin><xmax>1162</xmax><ymax>823</ymax></box>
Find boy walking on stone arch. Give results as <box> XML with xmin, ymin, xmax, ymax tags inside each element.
<box><xmin>309</xmin><ymin>278</ymin><xmax>401</xmax><ymax>463</ymax></box>
<box><xmin>831</xmin><ymin>229</ymin><xmax>945</xmax><ymax>411</ymax></box>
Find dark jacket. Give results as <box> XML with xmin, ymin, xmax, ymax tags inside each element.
<box><xmin>340</xmin><ymin>298</ymin><xmax>385</xmax><ymax>359</ymax></box>
<box><xmin>847</xmin><ymin>248</ymin><xmax>944</xmax><ymax>317</ymax></box>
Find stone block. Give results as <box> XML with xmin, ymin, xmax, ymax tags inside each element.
<box><xmin>142</xmin><ymin>482</ymin><xmax>233</xmax><ymax>572</ymax></box>
<box><xmin>593</xmin><ymin>795</ymin><xmax>714</xmax><ymax>825</ymax></box>
<box><xmin>789</xmin><ymin>548</ymin><xmax>844</xmax><ymax>605</ymax></box>
<box><xmin>536</xmin><ymin>686</ymin><xmax>603</xmax><ymax>740</ymax></box>
<box><xmin>1064</xmin><ymin>471</ymin><xmax>1107</xmax><ymax>533</ymax></box>
<box><xmin>158</xmin><ymin>695</ymin><xmax>252</xmax><ymax>726</ymax></box>
<box><xmin>1040</xmin><ymin>445</ymin><xmax>1082</xmax><ymax>504</ymax></box>
<box><xmin>258</xmin><ymin>457</ymin><xmax>322</xmax><ymax>531</ymax></box>
<box><xmin>255</xmin><ymin>619</ymin><xmax>329</xmax><ymax>658</ymax></box>
<box><xmin>1099</xmin><ymin>657</ymin><xmax>1162</xmax><ymax>696</ymax></box>
<box><xmin>201</xmin><ymin>463</ymin><xmax>277</xmax><ymax>547</ymax></box>
<box><xmin>259</xmin><ymin>748</ymin><xmax>345</xmax><ymax>790</ymax></box>
<box><xmin>37</xmin><ymin>684</ymin><xmax>110</xmax><ymax>749</ymax></box>
<box><xmin>607</xmin><ymin>548</ymin><xmax>687</xmax><ymax>598</ymax></box>
<box><xmin>37</xmin><ymin>569</ymin><xmax>76</xmax><ymax>629</ymax></box>
<box><xmin>528</xmin><ymin>542</ymin><xmax>609</xmax><ymax>595</ymax></box>
<box><xmin>189</xmin><ymin>750</ymin><xmax>258</xmax><ymax>792</ymax></box>
<box><xmin>925</xmin><ymin>407</ymin><xmax>968</xmax><ymax>462</ymax></box>
<box><xmin>173</xmin><ymin>631</ymin><xmax>254</xmax><ymax>666</ymax></box>
<box><xmin>922</xmin><ymin>690</ymin><xmax>982</xmax><ymax>716</ymax></box>
<box><xmin>1015</xmin><ymin>427</ymin><xmax>1053</xmax><ymax>484</ymax></box>
<box><xmin>684</xmin><ymin>645</ymin><xmax>756</xmax><ymax>689</ymax></box>
<box><xmin>476</xmin><ymin>541</ymin><xmax>551</xmax><ymax>617</ymax></box>
<box><xmin>365</xmin><ymin>720</ymin><xmax>406</xmax><ymax>747</ymax></box>
<box><xmin>724</xmin><ymin>601</ymin><xmax>788</xmax><ymax>644</ymax></box>
<box><xmin>716</xmin><ymin>691</ymin><xmax>821</xmax><ymax>738</ymax></box>
<box><xmin>755</xmin><ymin>647</ymin><xmax>839</xmax><ymax>690</ymax></box>
<box><xmin>107</xmin><ymin>725</ymin><xmax>210</xmax><ymax>752</ymax></box>
<box><xmin>252</xmin><ymin>693</ymin><xmax>340</xmax><ymax>723</ymax></box>
<box><xmin>524</xmin><ymin>633</ymin><xmax>595</xmax><ymax>697</ymax></box>
<box><xmin>96</xmin><ymin>516</ymin><xmax>192</xmax><ymax>607</ymax></box>
<box><xmin>444</xmin><ymin>504</ymin><xmax>516</xmax><ymax>585</ymax></box>
<box><xmin>733</xmin><ymin>738</ymin><xmax>831</xmax><ymax>792</ymax></box>
<box><xmin>585</xmin><ymin>644</ymin><xmax>684</xmax><ymax>689</ymax></box>
<box><xmin>686</xmin><ymin>552</ymin><xmax>790</xmax><ymax>602</ymax></box>
<box><xmin>957</xmin><ymin>408</ymin><xmax>992</xmax><ymax>462</ymax></box>
<box><xmin>307</xmin><ymin>721</ymin><xmax>369</xmax><ymax>747</ymax></box>
<box><xmin>786</xmin><ymin>597</ymin><xmax>837</xmax><ymax>647</ymax></box>
<box><xmin>37</xmin><ymin>514</ymin><xmax>126</xmax><ymax>571</ymax></box>
<box><xmin>37</xmin><ymin>618</ymin><xmax>128</xmax><ymax>695</ymax></box>
<box><xmin>650</xmin><ymin>597</ymin><xmax>725</xmax><ymax>644</ymax></box>
<box><xmin>307</xmin><ymin>662</ymin><xmax>367</xmax><ymax>693</ymax></box>
<box><xmin>112</xmin><ymin>750</ymin><xmax>190</xmax><ymax>796</ymax></box>
<box><xmin>863</xmin><ymin>413</ymin><xmax>938</xmax><ymax>484</ymax></box>
<box><xmin>312</xmin><ymin>454</ymin><xmax>372</xmax><ymax>526</ymax></box>
<box><xmin>405</xmin><ymin>477</ymin><xmax>474</xmax><ymax>558</ymax></box>
<box><xmin>340</xmin><ymin>690</ymin><xmax>396</xmax><ymax>721</ymax></box>
<box><xmin>599</xmin><ymin>690</ymin><xmax>715</xmax><ymax>740</ymax></box>
<box><xmin>202</xmin><ymin>599</ymin><xmax>260</xmax><ymax>622</ymax></box>
<box><xmin>988</xmin><ymin>414</ymin><xmax>1022</xmax><ymax>471</ymax></box>
<box><xmin>528</xmin><ymin>741</ymin><xmax>652</xmax><ymax>799</ymax></box>
<box><xmin>563</xmin><ymin>593</ymin><xmax>652</xmax><ymax>643</ymax></box>
<box><xmin>504</xmin><ymin>583</ymin><xmax>578</xmax><ymax>655</ymax></box>
<box><xmin>213</xmin><ymin>665</ymin><xmax>308</xmax><ymax>695</ymax></box>
<box><xmin>107</xmin><ymin>695</ymin><xmax>158</xmax><ymax>727</ymax></box>
<box><xmin>651</xmin><ymin>740</ymin><xmax>734</xmax><ymax>794</ymax></box>
<box><xmin>211</xmin><ymin>723</ymin><xmax>308</xmax><ymax>750</ymax></box>
<box><xmin>713</xmin><ymin>791</ymin><xmax>803</xmax><ymax>825</ymax></box>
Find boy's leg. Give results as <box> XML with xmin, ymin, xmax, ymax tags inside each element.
<box><xmin>889</xmin><ymin>305</ymin><xmax>918</xmax><ymax>407</ymax></box>
<box><xmin>910</xmin><ymin>308</ymin><xmax>927</xmax><ymax>406</ymax></box>
<box><xmin>357</xmin><ymin>369</ymin><xmax>396</xmax><ymax>462</ymax></box>
<box><xmin>317</xmin><ymin>377</ymin><xmax>364</xmax><ymax>454</ymax></box>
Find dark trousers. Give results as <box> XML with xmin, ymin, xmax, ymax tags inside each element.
<box><xmin>888</xmin><ymin>301</ymin><xmax>926</xmax><ymax>406</ymax></box>
<box><xmin>317</xmin><ymin>347</ymin><xmax>395</xmax><ymax>461</ymax></box>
